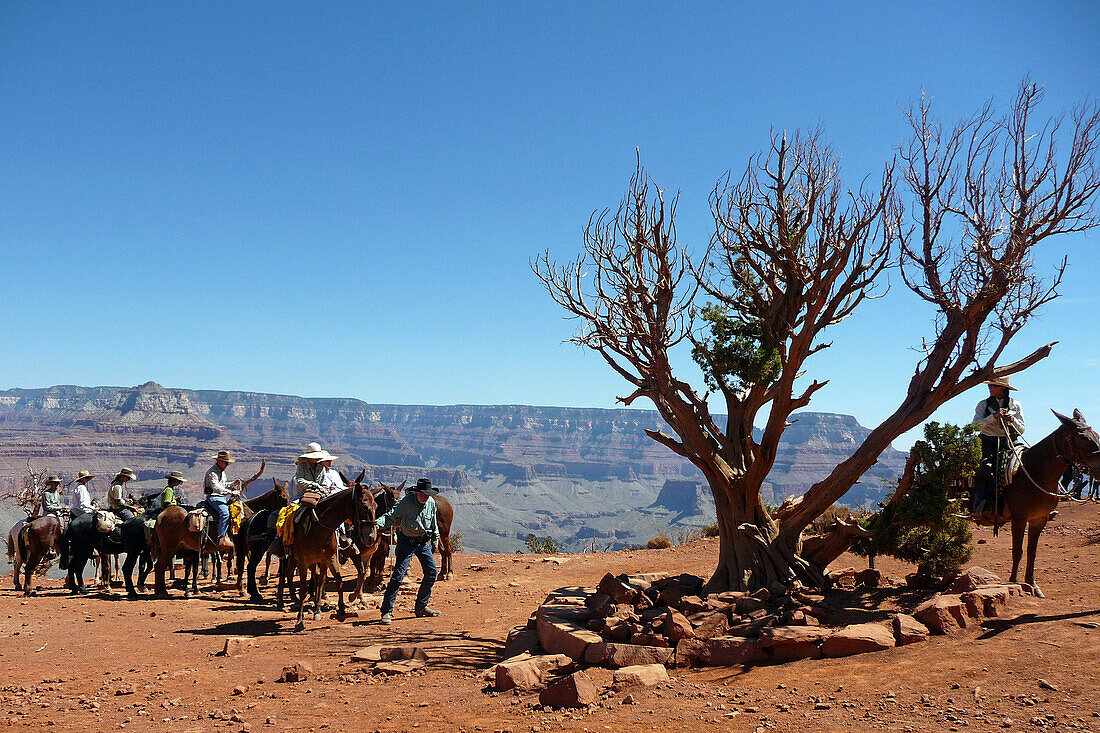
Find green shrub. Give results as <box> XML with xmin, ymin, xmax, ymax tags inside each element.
<box><xmin>851</xmin><ymin>422</ymin><xmax>979</xmax><ymax>578</ymax></box>
<box><xmin>702</xmin><ymin>523</ymin><xmax>720</xmax><ymax>538</ymax></box>
<box><xmin>449</xmin><ymin>530</ymin><xmax>463</xmax><ymax>554</ymax></box>
<box><xmin>647</xmin><ymin>534</ymin><xmax>672</xmax><ymax>549</ymax></box>
<box><xmin>524</xmin><ymin>534</ymin><xmax>561</xmax><ymax>554</ymax></box>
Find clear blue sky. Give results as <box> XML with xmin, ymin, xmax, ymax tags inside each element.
<box><xmin>2</xmin><ymin>3</ymin><xmax>1098</xmax><ymax>447</ymax></box>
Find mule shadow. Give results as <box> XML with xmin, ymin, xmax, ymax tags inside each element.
<box><xmin>978</xmin><ymin>608</ymin><xmax>1100</xmax><ymax>639</ymax></box>
<box><xmin>175</xmin><ymin>618</ymin><xmax>285</xmax><ymax>637</ymax></box>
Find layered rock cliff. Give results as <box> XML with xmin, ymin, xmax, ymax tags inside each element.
<box><xmin>0</xmin><ymin>382</ymin><xmax>907</xmax><ymax>552</ymax></box>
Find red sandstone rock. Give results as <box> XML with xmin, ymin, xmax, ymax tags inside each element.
<box><xmin>892</xmin><ymin>614</ymin><xmax>929</xmax><ymax>646</ymax></box>
<box><xmin>821</xmin><ymin>623</ymin><xmax>896</xmax><ymax>657</ymax></box>
<box><xmin>612</xmin><ymin>664</ymin><xmax>669</xmax><ymax>688</ymax></box>
<box><xmin>583</xmin><ymin>642</ymin><xmax>673</xmax><ymax>668</ymax></box>
<box><xmin>914</xmin><ymin>594</ymin><xmax>969</xmax><ymax>634</ymax></box>
<box><xmin>539</xmin><ymin>671</ymin><xmax>599</xmax><ymax>709</ymax></box>
<box><xmin>537</xmin><ymin>615</ymin><xmax>603</xmax><ymax>660</ymax></box>
<box><xmin>698</xmin><ymin>636</ymin><xmax>767</xmax><ymax>667</ymax></box>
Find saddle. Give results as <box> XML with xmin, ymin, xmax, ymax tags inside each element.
<box><xmin>187</xmin><ymin>508</ymin><xmax>210</xmax><ymax>534</ymax></box>
<box><xmin>95</xmin><ymin>511</ymin><xmax>119</xmax><ymax>535</ymax></box>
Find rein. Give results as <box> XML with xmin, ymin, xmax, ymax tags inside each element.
<box><xmin>996</xmin><ymin>416</ymin><xmax>1083</xmax><ymax>501</ymax></box>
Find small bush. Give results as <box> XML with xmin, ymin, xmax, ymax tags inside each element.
<box><xmin>647</xmin><ymin>534</ymin><xmax>672</xmax><ymax>549</ymax></box>
<box><xmin>449</xmin><ymin>530</ymin><xmax>463</xmax><ymax>554</ymax></box>
<box><xmin>524</xmin><ymin>534</ymin><xmax>561</xmax><ymax>554</ymax></box>
<box><xmin>702</xmin><ymin>523</ymin><xmax>720</xmax><ymax>538</ymax></box>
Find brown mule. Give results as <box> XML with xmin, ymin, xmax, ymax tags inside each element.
<box><xmin>152</xmin><ymin>461</ymin><xmax>265</xmax><ymax>597</ymax></box>
<box><xmin>285</xmin><ymin>477</ymin><xmax>377</xmax><ymax>631</ymax></box>
<box><xmin>978</xmin><ymin>409</ymin><xmax>1100</xmax><ymax>597</ymax></box>
<box><xmin>7</xmin><ymin>515</ymin><xmax>63</xmax><ymax>596</ymax></box>
<box><xmin>340</xmin><ymin>481</ymin><xmax>400</xmax><ymax>603</ymax></box>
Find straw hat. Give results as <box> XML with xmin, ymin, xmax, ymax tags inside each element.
<box><xmin>76</xmin><ymin>470</ymin><xmax>95</xmax><ymax>483</ymax></box>
<box><xmin>213</xmin><ymin>450</ymin><xmax>235</xmax><ymax>464</ymax></box>
<box><xmin>165</xmin><ymin>471</ymin><xmax>187</xmax><ymax>484</ymax></box>
<box><xmin>115</xmin><ymin>467</ymin><xmax>137</xmax><ymax>481</ymax></box>
<box><xmin>985</xmin><ymin>376</ymin><xmax>1017</xmax><ymax>391</ymax></box>
<box><xmin>45</xmin><ymin>475</ymin><xmax>61</xmax><ymax>485</ymax></box>
<box><xmin>320</xmin><ymin>450</ymin><xmax>339</xmax><ymax>463</ymax></box>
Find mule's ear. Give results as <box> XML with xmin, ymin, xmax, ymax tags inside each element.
<box><xmin>1052</xmin><ymin>409</ymin><xmax>1075</xmax><ymax>427</ymax></box>
<box><xmin>396</xmin><ymin>480</ymin><xmax>406</xmax><ymax>493</ymax></box>
<box><xmin>338</xmin><ymin>470</ymin><xmax>351</xmax><ymax>486</ymax></box>
<box><xmin>1073</xmin><ymin>408</ymin><xmax>1085</xmax><ymax>422</ymax></box>
<box><xmin>355</xmin><ymin>470</ymin><xmax>365</xmax><ymax>484</ymax></box>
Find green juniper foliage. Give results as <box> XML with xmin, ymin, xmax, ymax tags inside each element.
<box><xmin>691</xmin><ymin>303</ymin><xmax>781</xmax><ymax>393</ymax></box>
<box><xmin>524</xmin><ymin>534</ymin><xmax>560</xmax><ymax>554</ymax></box>
<box><xmin>852</xmin><ymin>422</ymin><xmax>980</xmax><ymax>577</ymax></box>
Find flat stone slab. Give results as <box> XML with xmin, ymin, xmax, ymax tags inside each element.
<box><xmin>538</xmin><ymin>615</ymin><xmax>603</xmax><ymax>660</ymax></box>
<box><xmin>372</xmin><ymin>659</ymin><xmax>426</xmax><ymax>675</ymax></box>
<box><xmin>584</xmin><ymin>642</ymin><xmax>673</xmax><ymax>668</ymax></box>
<box><xmin>821</xmin><ymin>623</ymin><xmax>896</xmax><ymax>658</ymax></box>
<box><xmin>612</xmin><ymin>663</ymin><xmax>669</xmax><ymax>688</ymax></box>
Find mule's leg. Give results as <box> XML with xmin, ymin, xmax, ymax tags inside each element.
<box><xmin>1008</xmin><ymin>515</ymin><xmax>1027</xmax><ymax>584</ymax></box>
<box><xmin>22</xmin><ymin>551</ymin><xmax>38</xmax><ymax>596</ymax></box>
<box><xmin>347</xmin><ymin>552</ymin><xmax>365</xmax><ymax>604</ymax></box>
<box><xmin>123</xmin><ymin>552</ymin><xmax>139</xmax><ymax>598</ymax></box>
<box><xmin>439</xmin><ymin>535</ymin><xmax>453</xmax><ymax>581</ymax></box>
<box><xmin>246</xmin><ymin>540</ymin><xmax>265</xmax><ymax>602</ymax></box>
<box><xmin>314</xmin><ymin>564</ymin><xmax>327</xmax><ymax>621</ymax></box>
<box><xmin>262</xmin><ymin>552</ymin><xmax>272</xmax><ymax>586</ymax></box>
<box><xmin>295</xmin><ymin>559</ymin><xmax>309</xmax><ymax>631</ymax></box>
<box><xmin>330</xmin><ymin>557</ymin><xmax>346</xmax><ymax>621</ymax></box>
<box><xmin>12</xmin><ymin>555</ymin><xmax>23</xmax><ymax>591</ymax></box>
<box><xmin>1023</xmin><ymin>517</ymin><xmax>1049</xmax><ymax>598</ymax></box>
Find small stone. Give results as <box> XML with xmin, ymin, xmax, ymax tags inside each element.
<box><xmin>1038</xmin><ymin>679</ymin><xmax>1058</xmax><ymax>692</ymax></box>
<box><xmin>621</xmin><ymin>694</ymin><xmax>636</xmax><ymax>705</ymax></box>
<box><xmin>231</xmin><ymin>686</ymin><xmax>246</xmax><ymax>696</ymax></box>
<box><xmin>278</xmin><ymin>662</ymin><xmax>313</xmax><ymax>683</ymax></box>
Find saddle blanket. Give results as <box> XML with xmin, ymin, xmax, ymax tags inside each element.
<box><xmin>275</xmin><ymin>504</ymin><xmax>299</xmax><ymax>546</ymax></box>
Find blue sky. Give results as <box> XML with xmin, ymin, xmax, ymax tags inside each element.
<box><xmin>2</xmin><ymin>2</ymin><xmax>1098</xmax><ymax>447</ymax></box>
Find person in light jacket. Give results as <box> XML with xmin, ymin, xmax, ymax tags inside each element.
<box><xmin>375</xmin><ymin>478</ymin><xmax>440</xmax><ymax>624</ymax></box>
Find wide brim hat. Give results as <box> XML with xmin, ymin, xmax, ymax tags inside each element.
<box><xmin>165</xmin><ymin>471</ymin><xmax>187</xmax><ymax>483</ymax></box>
<box><xmin>115</xmin><ymin>467</ymin><xmax>138</xmax><ymax>481</ymax></box>
<box><xmin>319</xmin><ymin>451</ymin><xmax>339</xmax><ymax>462</ymax></box>
<box><xmin>296</xmin><ymin>442</ymin><xmax>328</xmax><ymax>463</ymax></box>
<box><xmin>76</xmin><ymin>470</ymin><xmax>95</xmax><ymax>481</ymax></box>
<box><xmin>411</xmin><ymin>478</ymin><xmax>439</xmax><ymax>496</ymax></box>
<box><xmin>45</xmin><ymin>475</ymin><xmax>61</xmax><ymax>485</ymax></box>
<box><xmin>985</xmin><ymin>376</ymin><xmax>1017</xmax><ymax>391</ymax></box>
<box><xmin>213</xmin><ymin>450</ymin><xmax>235</xmax><ymax>463</ymax></box>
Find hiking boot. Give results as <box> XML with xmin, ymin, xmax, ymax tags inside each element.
<box><xmin>415</xmin><ymin>607</ymin><xmax>441</xmax><ymax>618</ymax></box>
<box><xmin>380</xmin><ymin>612</ymin><xmax>393</xmax><ymax>625</ymax></box>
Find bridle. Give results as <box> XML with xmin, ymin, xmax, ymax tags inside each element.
<box><xmin>998</xmin><ymin>415</ymin><xmax>1099</xmax><ymax>499</ymax></box>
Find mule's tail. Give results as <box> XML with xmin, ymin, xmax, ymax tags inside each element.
<box><xmin>5</xmin><ymin>529</ymin><xmax>14</xmax><ymax>563</ymax></box>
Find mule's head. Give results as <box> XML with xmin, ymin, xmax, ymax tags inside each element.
<box><xmin>272</xmin><ymin>477</ymin><xmax>289</xmax><ymax>501</ymax></box>
<box><xmin>1053</xmin><ymin>409</ymin><xmax>1100</xmax><ymax>470</ymax></box>
<box><xmin>372</xmin><ymin>481</ymin><xmax>401</xmax><ymax>517</ymax></box>
<box><xmin>348</xmin><ymin>474</ymin><xmax>378</xmax><ymax>535</ymax></box>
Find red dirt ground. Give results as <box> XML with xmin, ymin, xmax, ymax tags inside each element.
<box><xmin>3</xmin><ymin>502</ymin><xmax>1100</xmax><ymax>732</ymax></box>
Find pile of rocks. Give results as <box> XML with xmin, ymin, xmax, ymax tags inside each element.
<box><xmin>490</xmin><ymin>566</ymin><xmax>1032</xmax><ymax>705</ymax></box>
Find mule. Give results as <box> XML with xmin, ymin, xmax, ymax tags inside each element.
<box><xmin>151</xmin><ymin>462</ymin><xmax>265</xmax><ymax>597</ymax></box>
<box><xmin>978</xmin><ymin>409</ymin><xmax>1100</xmax><ymax>597</ymax></box>
<box><xmin>237</xmin><ymin>478</ymin><xmax>293</xmax><ymax>602</ymax></box>
<box><xmin>7</xmin><ymin>515</ymin><xmax>64</xmax><ymax>595</ymax></box>
<box><xmin>339</xmin><ymin>482</ymin><xmax>398</xmax><ymax>603</ymax></box>
<box><xmin>63</xmin><ymin>513</ymin><xmax>152</xmax><ymax>598</ymax></box>
<box><xmin>280</xmin><ymin>477</ymin><xmax>377</xmax><ymax>631</ymax></box>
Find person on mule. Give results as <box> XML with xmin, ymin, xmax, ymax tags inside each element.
<box><xmin>155</xmin><ymin>471</ymin><xmax>186</xmax><ymax>516</ymax></box>
<box><xmin>108</xmin><ymin>468</ymin><xmax>140</xmax><ymax>521</ymax></box>
<box><xmin>972</xmin><ymin>376</ymin><xmax>1025</xmax><ymax>522</ymax></box>
<box><xmin>204</xmin><ymin>450</ymin><xmax>240</xmax><ymax>547</ymax></box>
<box><xmin>70</xmin><ymin>470</ymin><xmax>96</xmax><ymax>518</ymax></box>
<box><xmin>40</xmin><ymin>476</ymin><xmax>67</xmax><ymax>517</ymax></box>
<box><xmin>375</xmin><ymin>478</ymin><xmax>441</xmax><ymax>625</ymax></box>
<box><xmin>289</xmin><ymin>442</ymin><xmax>336</xmax><ymax>503</ymax></box>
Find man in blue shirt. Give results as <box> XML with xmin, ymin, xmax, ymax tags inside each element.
<box><xmin>375</xmin><ymin>478</ymin><xmax>441</xmax><ymax>624</ymax></box>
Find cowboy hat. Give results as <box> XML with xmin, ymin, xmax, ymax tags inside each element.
<box><xmin>411</xmin><ymin>477</ymin><xmax>439</xmax><ymax>496</ymax></box>
<box><xmin>984</xmin><ymin>376</ymin><xmax>1017</xmax><ymax>391</ymax></box>
<box><xmin>319</xmin><ymin>450</ymin><xmax>339</xmax><ymax>462</ymax></box>
<box><xmin>296</xmin><ymin>442</ymin><xmax>328</xmax><ymax>463</ymax></box>
<box><xmin>115</xmin><ymin>467</ymin><xmax>138</xmax><ymax>481</ymax></box>
<box><xmin>45</xmin><ymin>475</ymin><xmax>61</xmax><ymax>485</ymax></box>
<box><xmin>164</xmin><ymin>471</ymin><xmax>187</xmax><ymax>483</ymax></box>
<box><xmin>213</xmin><ymin>450</ymin><xmax>235</xmax><ymax>463</ymax></box>
<box><xmin>76</xmin><ymin>470</ymin><xmax>95</xmax><ymax>482</ymax></box>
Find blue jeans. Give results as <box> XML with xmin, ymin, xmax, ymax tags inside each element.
<box><xmin>380</xmin><ymin>533</ymin><xmax>438</xmax><ymax>615</ymax></box>
<box><xmin>207</xmin><ymin>496</ymin><xmax>230</xmax><ymax>539</ymax></box>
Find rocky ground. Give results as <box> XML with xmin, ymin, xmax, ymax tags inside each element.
<box><xmin>2</xmin><ymin>503</ymin><xmax>1100</xmax><ymax>732</ymax></box>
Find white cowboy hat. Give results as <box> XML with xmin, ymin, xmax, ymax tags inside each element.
<box><xmin>319</xmin><ymin>451</ymin><xmax>339</xmax><ymax>462</ymax></box>
<box><xmin>296</xmin><ymin>442</ymin><xmax>328</xmax><ymax>463</ymax></box>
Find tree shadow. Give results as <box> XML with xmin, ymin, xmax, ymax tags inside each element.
<box><xmin>822</xmin><ymin>585</ymin><xmax>932</xmax><ymax>626</ymax></box>
<box><xmin>978</xmin><ymin>608</ymin><xmax>1100</xmax><ymax>640</ymax></box>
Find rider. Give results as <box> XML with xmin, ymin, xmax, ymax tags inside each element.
<box><xmin>204</xmin><ymin>450</ymin><xmax>240</xmax><ymax>547</ymax></box>
<box><xmin>70</xmin><ymin>470</ymin><xmax>96</xmax><ymax>518</ymax></box>
<box><xmin>157</xmin><ymin>471</ymin><xmax>186</xmax><ymax>515</ymax></box>
<box><xmin>375</xmin><ymin>478</ymin><xmax>441</xmax><ymax>624</ymax></box>
<box><xmin>289</xmin><ymin>442</ymin><xmax>335</xmax><ymax>502</ymax></box>
<box><xmin>972</xmin><ymin>376</ymin><xmax>1025</xmax><ymax>521</ymax></box>
<box><xmin>40</xmin><ymin>475</ymin><xmax>66</xmax><ymax>517</ymax></box>
<box><xmin>107</xmin><ymin>468</ymin><xmax>140</xmax><ymax>521</ymax></box>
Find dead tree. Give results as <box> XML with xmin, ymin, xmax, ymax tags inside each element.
<box><xmin>535</xmin><ymin>80</ymin><xmax>1100</xmax><ymax>591</ymax></box>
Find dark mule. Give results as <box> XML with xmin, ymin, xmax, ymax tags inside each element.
<box><xmin>282</xmin><ymin>478</ymin><xmax>377</xmax><ymax>631</ymax></box>
<box><xmin>339</xmin><ymin>482</ymin><xmax>399</xmax><ymax>603</ymax></box>
<box><xmin>979</xmin><ymin>409</ymin><xmax>1100</xmax><ymax>597</ymax></box>
<box><xmin>7</xmin><ymin>515</ymin><xmax>64</xmax><ymax>595</ymax></box>
<box><xmin>237</xmin><ymin>478</ymin><xmax>292</xmax><ymax>602</ymax></box>
<box><xmin>63</xmin><ymin>513</ymin><xmax>152</xmax><ymax>598</ymax></box>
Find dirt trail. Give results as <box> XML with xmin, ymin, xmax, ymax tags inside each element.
<box><xmin>2</xmin><ymin>503</ymin><xmax>1100</xmax><ymax>732</ymax></box>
